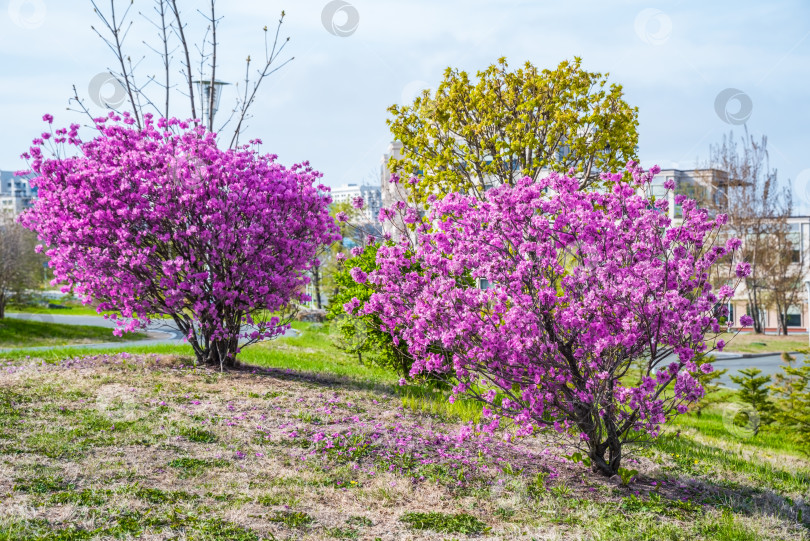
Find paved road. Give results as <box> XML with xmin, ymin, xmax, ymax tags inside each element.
<box><xmin>713</xmin><ymin>352</ymin><xmax>801</xmax><ymax>388</ymax></box>
<box><xmin>3</xmin><ymin>313</ymin><xmax>297</xmax><ymax>352</ymax></box>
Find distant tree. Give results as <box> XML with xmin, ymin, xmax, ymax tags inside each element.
<box><xmin>706</xmin><ymin>130</ymin><xmax>790</xmax><ymax>333</ymax></box>
<box><xmin>0</xmin><ymin>214</ymin><xmax>42</xmax><ymax>319</ymax></box>
<box><xmin>387</xmin><ymin>57</ymin><xmax>639</xmax><ymax>206</ymax></box>
<box><xmin>729</xmin><ymin>368</ymin><xmax>775</xmax><ymax>436</ymax></box>
<box><xmin>765</xmin><ymin>215</ymin><xmax>806</xmax><ymax>335</ymax></box>
<box><xmin>21</xmin><ymin>115</ymin><xmax>338</xmax><ymax>369</ymax></box>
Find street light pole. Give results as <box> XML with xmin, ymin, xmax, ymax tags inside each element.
<box><xmin>192</xmin><ymin>79</ymin><xmax>230</xmax><ymax>130</ymax></box>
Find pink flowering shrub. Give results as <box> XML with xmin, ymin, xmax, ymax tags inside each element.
<box><xmin>21</xmin><ymin>113</ymin><xmax>339</xmax><ymax>368</ymax></box>
<box><xmin>356</xmin><ymin>163</ymin><xmax>749</xmax><ymax>476</ymax></box>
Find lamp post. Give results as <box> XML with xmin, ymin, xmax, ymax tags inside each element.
<box><xmin>193</xmin><ymin>79</ymin><xmax>230</xmax><ymax>130</ymax></box>
<box><xmin>805</xmin><ymin>278</ymin><xmax>810</xmax><ymax>348</ymax></box>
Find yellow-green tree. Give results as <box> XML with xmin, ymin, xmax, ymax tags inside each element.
<box><xmin>387</xmin><ymin>57</ymin><xmax>639</xmax><ymax>205</ymax></box>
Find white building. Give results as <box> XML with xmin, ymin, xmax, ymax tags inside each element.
<box><xmin>650</xmin><ymin>168</ymin><xmax>810</xmax><ymax>334</ymax></box>
<box><xmin>0</xmin><ymin>171</ymin><xmax>36</xmax><ymax>215</ymax></box>
<box><xmin>331</xmin><ymin>183</ymin><xmax>382</xmax><ymax>226</ymax></box>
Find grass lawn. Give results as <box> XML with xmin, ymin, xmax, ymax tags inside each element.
<box><xmin>0</xmin><ymin>318</ymin><xmax>147</xmax><ymax>349</ymax></box>
<box><xmin>709</xmin><ymin>332</ymin><xmax>810</xmax><ymax>354</ymax></box>
<box><xmin>6</xmin><ymin>304</ymin><xmax>106</xmax><ymax>317</ymax></box>
<box><xmin>0</xmin><ymin>323</ymin><xmax>806</xmax><ymax>540</ymax></box>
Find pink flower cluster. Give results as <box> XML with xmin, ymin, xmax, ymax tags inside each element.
<box><xmin>21</xmin><ymin>113</ymin><xmax>340</xmax><ymax>363</ymax></box>
<box><xmin>356</xmin><ymin>162</ymin><xmax>746</xmax><ymax>470</ymax></box>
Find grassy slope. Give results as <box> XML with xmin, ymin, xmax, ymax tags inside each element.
<box><xmin>0</xmin><ymin>323</ymin><xmax>806</xmax><ymax>540</ymax></box>
<box><xmin>0</xmin><ymin>318</ymin><xmax>147</xmax><ymax>348</ymax></box>
<box><xmin>709</xmin><ymin>332</ymin><xmax>809</xmax><ymax>354</ymax></box>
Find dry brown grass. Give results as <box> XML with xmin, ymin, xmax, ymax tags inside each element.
<box><xmin>0</xmin><ymin>353</ymin><xmax>805</xmax><ymax>540</ymax></box>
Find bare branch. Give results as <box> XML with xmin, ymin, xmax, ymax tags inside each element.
<box><xmin>169</xmin><ymin>0</ymin><xmax>196</xmax><ymax>119</ymax></box>
<box><xmin>228</xmin><ymin>11</ymin><xmax>292</xmax><ymax>148</ymax></box>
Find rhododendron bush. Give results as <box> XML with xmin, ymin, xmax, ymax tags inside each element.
<box><xmin>354</xmin><ymin>164</ymin><xmax>751</xmax><ymax>476</ymax></box>
<box><xmin>21</xmin><ymin>113</ymin><xmax>339</xmax><ymax>369</ymax></box>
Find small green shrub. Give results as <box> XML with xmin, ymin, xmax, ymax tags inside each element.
<box><xmin>13</xmin><ymin>475</ymin><xmax>72</xmax><ymax>494</ymax></box>
<box><xmin>620</xmin><ymin>493</ymin><xmax>702</xmax><ymax>517</ymax></box>
<box><xmin>135</xmin><ymin>487</ymin><xmax>195</xmax><ymax>504</ymax></box>
<box><xmin>180</xmin><ymin>426</ymin><xmax>218</xmax><ymax>443</ymax></box>
<box><xmin>48</xmin><ymin>489</ymin><xmax>109</xmax><ymax>506</ymax></box>
<box><xmin>399</xmin><ymin>512</ymin><xmax>489</xmax><ymax>534</ymax></box>
<box><xmin>267</xmin><ymin>510</ymin><xmax>313</xmax><ymax>529</ymax></box>
<box><xmin>256</xmin><ymin>493</ymin><xmax>299</xmax><ymax>507</ymax></box>
<box><xmin>168</xmin><ymin>457</ymin><xmax>229</xmax><ymax>477</ymax></box>
<box><xmin>325</xmin><ymin>526</ymin><xmax>358</xmax><ymax>539</ymax></box>
<box><xmin>346</xmin><ymin>516</ymin><xmax>372</xmax><ymax>527</ymax></box>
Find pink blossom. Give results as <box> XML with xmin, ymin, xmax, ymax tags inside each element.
<box><xmin>355</xmin><ymin>162</ymin><xmax>746</xmax><ymax>473</ymax></box>
<box><xmin>20</xmin><ymin>115</ymin><xmax>340</xmax><ymax>366</ymax></box>
<box><xmin>735</xmin><ymin>262</ymin><xmax>751</xmax><ymax>278</ymax></box>
<box><xmin>349</xmin><ymin>267</ymin><xmax>368</xmax><ymax>284</ymax></box>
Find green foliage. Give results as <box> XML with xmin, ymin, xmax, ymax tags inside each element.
<box><xmin>267</xmin><ymin>510</ymin><xmax>313</xmax><ymax>529</ymax></box>
<box><xmin>564</xmin><ymin>451</ymin><xmax>592</xmax><ymax>467</ymax></box>
<box><xmin>256</xmin><ymin>493</ymin><xmax>300</xmax><ymax>507</ymax></box>
<box><xmin>310</xmin><ymin>200</ymin><xmax>362</xmax><ymax>310</ymax></box>
<box><xmin>345</xmin><ymin>516</ymin><xmax>372</xmax><ymax>527</ymax></box>
<box><xmin>618</xmin><ymin>466</ymin><xmax>638</xmax><ymax>486</ymax></box>
<box><xmin>0</xmin><ymin>318</ymin><xmax>145</xmax><ymax>348</ymax></box>
<box><xmin>399</xmin><ymin>512</ymin><xmax>489</xmax><ymax>534</ymax></box>
<box><xmin>729</xmin><ymin>368</ymin><xmax>775</xmax><ymax>435</ymax></box>
<box><xmin>185</xmin><ymin>518</ymin><xmax>260</xmax><ymax>541</ymax></box>
<box><xmin>325</xmin><ymin>526</ymin><xmax>359</xmax><ymax>539</ymax></box>
<box><xmin>697</xmin><ymin>510</ymin><xmax>764</xmax><ymax>541</ymax></box>
<box><xmin>179</xmin><ymin>426</ymin><xmax>218</xmax><ymax>443</ymax></box>
<box><xmin>771</xmin><ymin>351</ymin><xmax>810</xmax><ymax>453</ymax></box>
<box><xmin>167</xmin><ymin>457</ymin><xmax>229</xmax><ymax>477</ymax></box>
<box><xmin>47</xmin><ymin>489</ymin><xmax>109</xmax><ymax>506</ymax></box>
<box><xmin>318</xmin><ymin>433</ymin><xmax>375</xmax><ymax>463</ymax></box>
<box><xmin>387</xmin><ymin>57</ymin><xmax>638</xmax><ymax>206</ymax></box>
<box><xmin>620</xmin><ymin>493</ymin><xmax>702</xmax><ymax>517</ymax></box>
<box><xmin>327</xmin><ymin>244</ymin><xmax>413</xmax><ymax>378</ymax></box>
<box><xmin>527</xmin><ymin>472</ymin><xmax>549</xmax><ymax>498</ymax></box>
<box><xmin>13</xmin><ymin>475</ymin><xmax>72</xmax><ymax>494</ymax></box>
<box><xmin>134</xmin><ymin>486</ymin><xmax>195</xmax><ymax>504</ymax></box>
<box><xmin>692</xmin><ymin>353</ymin><xmax>727</xmax><ymax>416</ymax></box>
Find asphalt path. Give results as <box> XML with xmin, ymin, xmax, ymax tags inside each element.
<box><xmin>3</xmin><ymin>313</ymin><xmax>297</xmax><ymax>352</ymax></box>
<box><xmin>712</xmin><ymin>351</ymin><xmax>801</xmax><ymax>388</ymax></box>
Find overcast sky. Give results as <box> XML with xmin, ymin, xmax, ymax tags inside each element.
<box><xmin>2</xmin><ymin>1</ymin><xmax>809</xmax><ymax>208</ymax></box>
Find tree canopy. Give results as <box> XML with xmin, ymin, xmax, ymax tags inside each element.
<box><xmin>386</xmin><ymin>57</ymin><xmax>639</xmax><ymax>206</ymax></box>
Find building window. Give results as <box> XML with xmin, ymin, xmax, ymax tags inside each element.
<box><xmin>478</xmin><ymin>278</ymin><xmax>489</xmax><ymax>290</ymax></box>
<box><xmin>674</xmin><ymin>178</ymin><xmax>708</xmax><ymax>218</ymax></box>
<box><xmin>786</xmin><ymin>305</ymin><xmax>802</xmax><ymax>327</ymax></box>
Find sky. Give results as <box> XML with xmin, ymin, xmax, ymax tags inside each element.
<box><xmin>1</xmin><ymin>1</ymin><xmax>809</xmax><ymax>209</ymax></box>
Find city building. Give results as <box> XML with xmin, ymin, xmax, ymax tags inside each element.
<box><xmin>331</xmin><ymin>183</ymin><xmax>382</xmax><ymax>226</ymax></box>
<box><xmin>650</xmin><ymin>168</ymin><xmax>810</xmax><ymax>334</ymax></box>
<box><xmin>0</xmin><ymin>170</ymin><xmax>36</xmax><ymax>215</ymax></box>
